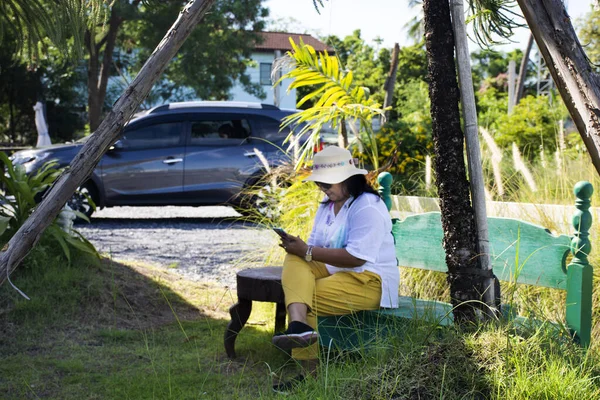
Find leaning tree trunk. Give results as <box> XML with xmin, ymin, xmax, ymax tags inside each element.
<box><xmin>0</xmin><ymin>0</ymin><xmax>217</xmax><ymax>286</ymax></box>
<box><xmin>423</xmin><ymin>0</ymin><xmax>486</xmax><ymax>322</ymax></box>
<box><xmin>382</xmin><ymin>42</ymin><xmax>400</xmax><ymax>124</ymax></box>
<box><xmin>517</xmin><ymin>0</ymin><xmax>600</xmax><ymax>176</ymax></box>
<box><xmin>515</xmin><ymin>33</ymin><xmax>534</xmax><ymax>104</ymax></box>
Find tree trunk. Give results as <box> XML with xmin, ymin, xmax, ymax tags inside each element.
<box><xmin>423</xmin><ymin>0</ymin><xmax>485</xmax><ymax>322</ymax></box>
<box><xmin>87</xmin><ymin>8</ymin><xmax>123</xmax><ymax>132</ymax></box>
<box><xmin>515</xmin><ymin>33</ymin><xmax>534</xmax><ymax>104</ymax></box>
<box><xmin>516</xmin><ymin>0</ymin><xmax>600</xmax><ymax>176</ymax></box>
<box><xmin>338</xmin><ymin>117</ymin><xmax>348</xmax><ymax>148</ymax></box>
<box><xmin>382</xmin><ymin>43</ymin><xmax>399</xmax><ymax>124</ymax></box>
<box><xmin>0</xmin><ymin>0</ymin><xmax>217</xmax><ymax>286</ymax></box>
<box><xmin>86</xmin><ymin>29</ymin><xmax>101</xmax><ymax>132</ymax></box>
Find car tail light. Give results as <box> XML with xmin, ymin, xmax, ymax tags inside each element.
<box><xmin>313</xmin><ymin>137</ymin><xmax>324</xmax><ymax>153</ymax></box>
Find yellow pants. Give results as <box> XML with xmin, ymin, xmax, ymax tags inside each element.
<box><xmin>281</xmin><ymin>254</ymin><xmax>382</xmax><ymax>360</ymax></box>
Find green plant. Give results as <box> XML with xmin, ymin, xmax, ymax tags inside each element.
<box><xmin>0</xmin><ymin>152</ymin><xmax>97</xmax><ymax>264</ymax></box>
<box><xmin>275</xmin><ymin>38</ymin><xmax>386</xmax><ymax>169</ymax></box>
<box><xmin>493</xmin><ymin>95</ymin><xmax>569</xmax><ymax>162</ymax></box>
<box><xmin>355</xmin><ymin>121</ymin><xmax>434</xmax><ymax>195</ymax></box>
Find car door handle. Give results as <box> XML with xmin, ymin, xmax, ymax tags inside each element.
<box><xmin>163</xmin><ymin>158</ymin><xmax>183</xmax><ymax>164</ymax></box>
<box><xmin>243</xmin><ymin>151</ymin><xmax>256</xmax><ymax>157</ymax></box>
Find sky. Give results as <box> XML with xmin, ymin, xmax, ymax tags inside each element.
<box><xmin>264</xmin><ymin>0</ymin><xmax>595</xmax><ymax>53</ymax></box>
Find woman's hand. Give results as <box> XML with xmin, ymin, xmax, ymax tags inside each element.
<box><xmin>279</xmin><ymin>235</ymin><xmax>308</xmax><ymax>258</ymax></box>
<box><xmin>279</xmin><ymin>235</ymin><xmax>366</xmax><ymax>268</ymax></box>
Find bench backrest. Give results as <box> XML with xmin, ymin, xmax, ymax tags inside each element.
<box><xmin>392</xmin><ymin>213</ymin><xmax>571</xmax><ymax>289</ymax></box>
<box><xmin>378</xmin><ymin>173</ymin><xmax>594</xmax><ymax>346</ymax></box>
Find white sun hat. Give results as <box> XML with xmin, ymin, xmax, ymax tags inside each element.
<box><xmin>304</xmin><ymin>146</ymin><xmax>367</xmax><ymax>184</ymax></box>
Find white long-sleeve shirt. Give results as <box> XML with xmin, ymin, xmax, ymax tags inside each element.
<box><xmin>307</xmin><ymin>192</ymin><xmax>399</xmax><ymax>308</ymax></box>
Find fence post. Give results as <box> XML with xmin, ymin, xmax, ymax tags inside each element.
<box><xmin>566</xmin><ymin>181</ymin><xmax>594</xmax><ymax>346</ymax></box>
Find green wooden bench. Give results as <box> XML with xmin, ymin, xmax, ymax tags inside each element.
<box><xmin>317</xmin><ymin>173</ymin><xmax>594</xmax><ymax>350</ymax></box>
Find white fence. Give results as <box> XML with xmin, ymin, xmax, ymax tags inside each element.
<box><xmin>390</xmin><ymin>195</ymin><xmax>600</xmax><ymax>235</ymax></box>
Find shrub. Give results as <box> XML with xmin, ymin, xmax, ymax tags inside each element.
<box><xmin>354</xmin><ymin>119</ymin><xmax>433</xmax><ymax>195</ymax></box>
<box><xmin>0</xmin><ymin>152</ymin><xmax>97</xmax><ymax>265</ymax></box>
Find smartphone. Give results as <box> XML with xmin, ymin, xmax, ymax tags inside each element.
<box><xmin>273</xmin><ymin>227</ymin><xmax>289</xmax><ymax>238</ymax></box>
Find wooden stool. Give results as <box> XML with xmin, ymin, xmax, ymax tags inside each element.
<box><xmin>224</xmin><ymin>266</ymin><xmax>286</xmax><ymax>359</ymax></box>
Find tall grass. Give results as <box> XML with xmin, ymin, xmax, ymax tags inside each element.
<box><xmin>4</xmin><ymin>121</ymin><xmax>600</xmax><ymax>397</ymax></box>
<box><xmin>2</xmin><ymin>206</ymin><xmax>600</xmax><ymax>398</ymax></box>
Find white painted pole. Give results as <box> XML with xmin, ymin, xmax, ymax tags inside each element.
<box><xmin>508</xmin><ymin>59</ymin><xmax>517</xmax><ymax>113</ymax></box>
<box><xmin>449</xmin><ymin>0</ymin><xmax>497</xmax><ymax>314</ymax></box>
<box><xmin>273</xmin><ymin>50</ymin><xmax>282</xmax><ymax>107</ymax></box>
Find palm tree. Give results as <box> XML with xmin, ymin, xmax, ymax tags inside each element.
<box><xmin>0</xmin><ymin>0</ymin><xmax>107</xmax><ymax>64</ymax></box>
<box><xmin>422</xmin><ymin>0</ymin><xmax>492</xmax><ymax>322</ymax></box>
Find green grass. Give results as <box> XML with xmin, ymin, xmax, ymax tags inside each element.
<box><xmin>1</xmin><ymin>246</ymin><xmax>599</xmax><ymax>399</ymax></box>
<box><xmin>0</xmin><ymin>246</ymin><xmax>296</xmax><ymax>399</ymax></box>
<box><xmin>3</xmin><ymin>156</ymin><xmax>600</xmax><ymax>398</ymax></box>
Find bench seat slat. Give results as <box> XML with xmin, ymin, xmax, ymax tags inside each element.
<box><xmin>376</xmin><ymin>296</ymin><xmax>454</xmax><ymax>325</ymax></box>
<box><xmin>318</xmin><ymin>296</ymin><xmax>454</xmax><ymax>350</ymax></box>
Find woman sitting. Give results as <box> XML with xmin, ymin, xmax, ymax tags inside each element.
<box><xmin>273</xmin><ymin>146</ymin><xmax>399</xmax><ymax>389</ymax></box>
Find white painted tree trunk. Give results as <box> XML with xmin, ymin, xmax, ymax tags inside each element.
<box><xmin>517</xmin><ymin>0</ymin><xmax>600</xmax><ymax>176</ymax></box>
<box><xmin>508</xmin><ymin>60</ymin><xmax>516</xmax><ymax>113</ymax></box>
<box><xmin>0</xmin><ymin>0</ymin><xmax>216</xmax><ymax>287</ymax></box>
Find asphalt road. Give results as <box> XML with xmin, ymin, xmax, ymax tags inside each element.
<box><xmin>76</xmin><ymin>206</ymin><xmax>278</xmax><ymax>288</ymax></box>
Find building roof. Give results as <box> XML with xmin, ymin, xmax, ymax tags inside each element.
<box><xmin>255</xmin><ymin>31</ymin><xmax>334</xmax><ymax>53</ymax></box>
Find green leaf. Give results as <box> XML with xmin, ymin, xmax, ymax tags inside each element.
<box><xmin>64</xmin><ymin>235</ymin><xmax>98</xmax><ymax>257</ymax></box>
<box><xmin>70</xmin><ymin>230</ymin><xmax>99</xmax><ymax>258</ymax></box>
<box><xmin>0</xmin><ymin>215</ymin><xmax>11</xmax><ymax>236</ymax></box>
<box><xmin>47</xmin><ymin>225</ymin><xmax>71</xmax><ymax>265</ymax></box>
<box><xmin>297</xmin><ymin>85</ymin><xmax>328</xmax><ymax>108</ymax></box>
<box><xmin>72</xmin><ymin>211</ymin><xmax>91</xmax><ymax>224</ymax></box>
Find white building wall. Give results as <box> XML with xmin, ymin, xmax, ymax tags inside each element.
<box><xmin>229</xmin><ymin>52</ymin><xmax>297</xmax><ymax>110</ymax></box>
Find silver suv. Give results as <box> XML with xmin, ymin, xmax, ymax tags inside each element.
<box><xmin>10</xmin><ymin>101</ymin><xmax>297</xmax><ymax>217</ymax></box>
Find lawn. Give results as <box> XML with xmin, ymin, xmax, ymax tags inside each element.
<box><xmin>0</xmin><ymin>254</ymin><xmax>296</xmax><ymax>399</ymax></box>
<box><xmin>1</xmin><ymin>247</ymin><xmax>599</xmax><ymax>399</ymax></box>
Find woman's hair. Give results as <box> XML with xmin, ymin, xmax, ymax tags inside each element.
<box><xmin>322</xmin><ymin>174</ymin><xmax>381</xmax><ymax>206</ymax></box>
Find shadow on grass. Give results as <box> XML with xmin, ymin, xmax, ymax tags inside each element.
<box><xmin>0</xmin><ymin>255</ymin><xmax>290</xmax><ymax>399</ymax></box>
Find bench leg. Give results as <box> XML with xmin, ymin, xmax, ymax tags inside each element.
<box><xmin>275</xmin><ymin>302</ymin><xmax>287</xmax><ymax>333</ymax></box>
<box><xmin>224</xmin><ymin>298</ymin><xmax>252</xmax><ymax>359</ymax></box>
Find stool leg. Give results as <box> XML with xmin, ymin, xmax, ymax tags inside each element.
<box><xmin>224</xmin><ymin>298</ymin><xmax>252</xmax><ymax>359</ymax></box>
<box><xmin>275</xmin><ymin>302</ymin><xmax>287</xmax><ymax>333</ymax></box>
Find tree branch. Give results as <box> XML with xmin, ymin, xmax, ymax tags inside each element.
<box><xmin>0</xmin><ymin>0</ymin><xmax>217</xmax><ymax>287</ymax></box>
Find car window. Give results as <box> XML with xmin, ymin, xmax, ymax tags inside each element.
<box><xmin>190</xmin><ymin>119</ymin><xmax>251</xmax><ymax>145</ymax></box>
<box><xmin>252</xmin><ymin>116</ymin><xmax>290</xmax><ymax>141</ymax></box>
<box><xmin>121</xmin><ymin>122</ymin><xmax>182</xmax><ymax>149</ymax></box>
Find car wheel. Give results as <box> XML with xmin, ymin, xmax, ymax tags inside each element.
<box><xmin>67</xmin><ymin>182</ymin><xmax>97</xmax><ymax>220</ymax></box>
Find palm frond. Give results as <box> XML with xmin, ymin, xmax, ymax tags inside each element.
<box><xmin>0</xmin><ymin>0</ymin><xmax>111</xmax><ymax>64</ymax></box>
<box><xmin>312</xmin><ymin>0</ymin><xmax>327</xmax><ymax>14</ymax></box>
<box><xmin>275</xmin><ymin>38</ymin><xmax>386</xmax><ymax>169</ymax></box>
<box><xmin>467</xmin><ymin>0</ymin><xmax>526</xmax><ymax>47</ymax></box>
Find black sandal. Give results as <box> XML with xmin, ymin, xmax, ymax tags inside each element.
<box><xmin>272</xmin><ymin>321</ymin><xmax>319</xmax><ymax>350</ymax></box>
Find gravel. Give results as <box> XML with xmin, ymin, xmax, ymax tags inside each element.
<box><xmin>76</xmin><ymin>206</ymin><xmax>278</xmax><ymax>288</ymax></box>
